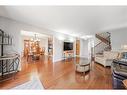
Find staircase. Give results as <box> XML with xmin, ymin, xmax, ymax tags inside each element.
<box><xmin>95</xmin><ymin>32</ymin><xmax>111</xmax><ymax>54</ymax></box>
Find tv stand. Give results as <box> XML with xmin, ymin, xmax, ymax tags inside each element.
<box><xmin>63</xmin><ymin>50</ymin><xmax>74</xmax><ymax>59</ymax></box>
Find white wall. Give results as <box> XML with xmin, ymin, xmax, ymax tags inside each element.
<box><xmin>53</xmin><ymin>37</ymin><xmax>64</xmax><ymax>62</ymax></box>
<box><xmin>53</xmin><ymin>33</ymin><xmax>76</xmax><ymax>62</ymax></box>
<box><xmin>80</xmin><ymin>38</ymin><xmax>94</xmax><ymax>59</ymax></box>
<box><xmin>80</xmin><ymin>39</ymin><xmax>89</xmax><ymax>58</ymax></box>
<box><xmin>110</xmin><ymin>28</ymin><xmax>127</xmax><ymax>51</ymax></box>
<box><xmin>40</xmin><ymin>38</ymin><xmax>48</xmax><ymax>55</ymax></box>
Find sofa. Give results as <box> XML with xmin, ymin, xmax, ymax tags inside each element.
<box><xmin>111</xmin><ymin>59</ymin><xmax>127</xmax><ymax>89</ymax></box>
<box><xmin>95</xmin><ymin>51</ymin><xmax>119</xmax><ymax>67</ymax></box>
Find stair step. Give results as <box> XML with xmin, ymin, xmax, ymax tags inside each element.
<box><xmin>96</xmin><ymin>34</ymin><xmax>110</xmax><ymax>45</ymax></box>
<box><xmin>95</xmin><ymin>32</ymin><xmax>111</xmax><ymax>54</ymax></box>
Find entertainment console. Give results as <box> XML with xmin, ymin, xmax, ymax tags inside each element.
<box><xmin>0</xmin><ymin>29</ymin><xmax>20</xmax><ymax>82</ymax></box>
<box><xmin>63</xmin><ymin>41</ymin><xmax>74</xmax><ymax>59</ymax></box>
<box><xmin>63</xmin><ymin>50</ymin><xmax>74</xmax><ymax>59</ymax></box>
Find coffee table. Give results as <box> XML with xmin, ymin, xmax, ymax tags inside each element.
<box><xmin>75</xmin><ymin>59</ymin><xmax>91</xmax><ymax>75</ymax></box>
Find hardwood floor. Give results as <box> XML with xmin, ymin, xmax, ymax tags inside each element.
<box><xmin>0</xmin><ymin>56</ymin><xmax>112</xmax><ymax>89</ymax></box>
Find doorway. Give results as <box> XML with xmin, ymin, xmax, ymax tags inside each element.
<box><xmin>21</xmin><ymin>30</ymin><xmax>53</xmax><ymax>62</ymax></box>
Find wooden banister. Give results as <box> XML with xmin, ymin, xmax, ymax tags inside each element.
<box><xmin>94</xmin><ymin>42</ymin><xmax>102</xmax><ymax>48</ymax></box>
<box><xmin>96</xmin><ymin>34</ymin><xmax>110</xmax><ymax>45</ymax></box>
<box><xmin>95</xmin><ymin>32</ymin><xmax>111</xmax><ymax>54</ymax></box>
<box><xmin>95</xmin><ymin>35</ymin><xmax>110</xmax><ymax>48</ymax></box>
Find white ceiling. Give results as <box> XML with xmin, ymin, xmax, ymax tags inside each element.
<box><xmin>21</xmin><ymin>30</ymin><xmax>49</xmax><ymax>38</ymax></box>
<box><xmin>0</xmin><ymin>6</ymin><xmax>127</xmax><ymax>37</ymax></box>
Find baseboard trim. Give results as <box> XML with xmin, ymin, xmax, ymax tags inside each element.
<box><xmin>53</xmin><ymin>58</ymin><xmax>64</xmax><ymax>63</ymax></box>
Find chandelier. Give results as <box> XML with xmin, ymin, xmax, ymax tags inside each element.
<box><xmin>31</xmin><ymin>34</ymin><xmax>40</xmax><ymax>42</ymax></box>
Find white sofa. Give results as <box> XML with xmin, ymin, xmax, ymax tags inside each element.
<box><xmin>95</xmin><ymin>51</ymin><xmax>119</xmax><ymax>67</ymax></box>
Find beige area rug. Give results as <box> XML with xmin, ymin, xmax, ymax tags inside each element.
<box><xmin>11</xmin><ymin>76</ymin><xmax>44</xmax><ymax>90</ymax></box>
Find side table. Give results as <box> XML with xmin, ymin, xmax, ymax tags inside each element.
<box><xmin>123</xmin><ymin>79</ymin><xmax>127</xmax><ymax>89</ymax></box>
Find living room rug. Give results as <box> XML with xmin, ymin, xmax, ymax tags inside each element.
<box><xmin>11</xmin><ymin>76</ymin><xmax>44</xmax><ymax>90</ymax></box>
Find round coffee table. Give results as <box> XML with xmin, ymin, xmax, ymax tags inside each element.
<box><xmin>75</xmin><ymin>59</ymin><xmax>91</xmax><ymax>75</ymax></box>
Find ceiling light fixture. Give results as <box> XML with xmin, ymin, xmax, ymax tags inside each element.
<box><xmin>31</xmin><ymin>34</ymin><xmax>40</xmax><ymax>42</ymax></box>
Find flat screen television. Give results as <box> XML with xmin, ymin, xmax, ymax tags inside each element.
<box><xmin>64</xmin><ymin>42</ymin><xmax>73</xmax><ymax>51</ymax></box>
